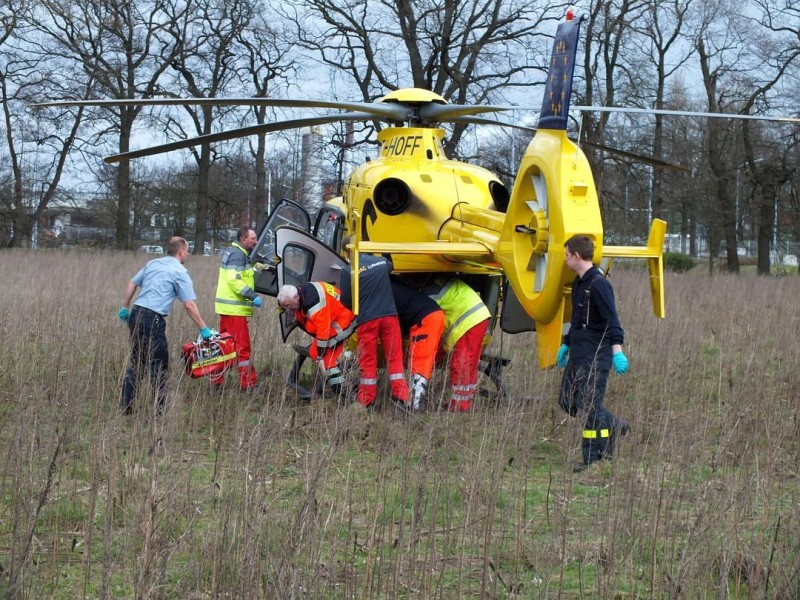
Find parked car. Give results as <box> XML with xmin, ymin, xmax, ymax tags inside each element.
<box><xmin>188</xmin><ymin>241</ymin><xmax>212</xmax><ymax>256</ymax></box>
<box><xmin>139</xmin><ymin>245</ymin><xmax>164</xmax><ymax>254</ymax></box>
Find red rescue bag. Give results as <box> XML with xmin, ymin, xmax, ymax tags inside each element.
<box><xmin>182</xmin><ymin>332</ymin><xmax>237</xmax><ymax>379</ymax></box>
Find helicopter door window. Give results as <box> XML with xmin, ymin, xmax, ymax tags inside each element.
<box><xmin>282</xmin><ymin>244</ymin><xmax>314</xmax><ymax>286</ymax></box>
<box><xmin>252</xmin><ymin>199</ymin><xmax>312</xmax><ymax>267</ymax></box>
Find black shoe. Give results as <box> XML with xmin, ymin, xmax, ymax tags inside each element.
<box><xmin>572</xmin><ymin>462</ymin><xmax>590</xmax><ymax>473</ymax></box>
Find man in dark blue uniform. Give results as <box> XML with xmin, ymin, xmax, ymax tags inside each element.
<box><xmin>339</xmin><ymin>252</ymin><xmax>409</xmax><ymax>409</ymax></box>
<box><xmin>557</xmin><ymin>235</ymin><xmax>630</xmax><ymax>471</ymax></box>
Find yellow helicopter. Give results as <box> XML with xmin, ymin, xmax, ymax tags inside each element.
<box><xmin>37</xmin><ymin>12</ymin><xmax>669</xmax><ymax>382</ymax></box>
<box><xmin>249</xmin><ymin>11</ymin><xmax>667</xmax><ymax>377</ymax></box>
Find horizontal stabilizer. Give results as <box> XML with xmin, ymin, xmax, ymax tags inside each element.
<box><xmin>602</xmin><ymin>219</ymin><xmax>666</xmax><ymax>319</ymax></box>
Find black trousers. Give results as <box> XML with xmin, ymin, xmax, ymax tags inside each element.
<box><xmin>558</xmin><ymin>328</ymin><xmax>620</xmax><ymax>464</ymax></box>
<box><xmin>121</xmin><ymin>306</ymin><xmax>169</xmax><ymax>412</ymax></box>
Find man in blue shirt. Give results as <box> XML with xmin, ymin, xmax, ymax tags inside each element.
<box><xmin>118</xmin><ymin>236</ymin><xmax>212</xmax><ymax>414</ymax></box>
<box><xmin>557</xmin><ymin>235</ymin><xmax>630</xmax><ymax>471</ymax></box>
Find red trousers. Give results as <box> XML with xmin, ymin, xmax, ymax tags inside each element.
<box><xmin>408</xmin><ymin>310</ymin><xmax>445</xmax><ymax>380</ymax></box>
<box><xmin>445</xmin><ymin>318</ymin><xmax>489</xmax><ymax>412</ymax></box>
<box><xmin>356</xmin><ymin>316</ymin><xmax>408</xmax><ymax>406</ymax></box>
<box><xmin>213</xmin><ymin>314</ymin><xmax>257</xmax><ymax>389</ymax></box>
<box><xmin>309</xmin><ymin>339</ymin><xmax>345</xmax><ymax>370</ymax></box>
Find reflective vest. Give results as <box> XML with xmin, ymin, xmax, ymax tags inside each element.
<box><xmin>296</xmin><ymin>282</ymin><xmax>356</xmax><ymax>356</ymax></box>
<box><xmin>429</xmin><ymin>278</ymin><xmax>491</xmax><ymax>351</ymax></box>
<box><xmin>215</xmin><ymin>242</ymin><xmax>257</xmax><ymax>316</ymax></box>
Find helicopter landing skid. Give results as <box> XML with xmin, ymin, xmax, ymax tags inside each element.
<box><xmin>285</xmin><ymin>343</ymin><xmax>320</xmax><ymax>401</ymax></box>
<box><xmin>286</xmin><ymin>343</ymin><xmax>510</xmax><ymax>405</ymax></box>
<box><xmin>478</xmin><ymin>353</ymin><xmax>510</xmax><ymax>404</ymax></box>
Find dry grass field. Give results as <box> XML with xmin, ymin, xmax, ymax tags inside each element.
<box><xmin>0</xmin><ymin>248</ymin><xmax>798</xmax><ymax>599</ymax></box>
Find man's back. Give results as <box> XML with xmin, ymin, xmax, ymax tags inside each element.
<box><xmin>339</xmin><ymin>254</ymin><xmax>397</xmax><ymax>324</ymax></box>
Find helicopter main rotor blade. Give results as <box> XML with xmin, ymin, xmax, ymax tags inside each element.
<box><xmin>448</xmin><ymin>115</ymin><xmax>537</xmax><ymax>132</ymax></box>
<box><xmin>574</xmin><ymin>105</ymin><xmax>800</xmax><ymax>123</ymax></box>
<box><xmin>104</xmin><ymin>111</ymin><xmax>377</xmax><ymax>163</ymax></box>
<box><xmin>421</xmin><ymin>104</ymin><xmax>515</xmax><ymax>121</ymax></box>
<box><xmin>448</xmin><ymin>115</ymin><xmax>683</xmax><ymax>170</ymax></box>
<box><xmin>578</xmin><ymin>139</ymin><xmax>687</xmax><ymax>172</ymax></box>
<box><xmin>34</xmin><ymin>97</ymin><xmax>409</xmax><ymax>122</ymax></box>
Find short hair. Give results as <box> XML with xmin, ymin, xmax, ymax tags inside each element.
<box><xmin>237</xmin><ymin>226</ymin><xmax>254</xmax><ymax>242</ymax></box>
<box><xmin>167</xmin><ymin>236</ymin><xmax>188</xmax><ymax>256</ymax></box>
<box><xmin>565</xmin><ymin>235</ymin><xmax>594</xmax><ymax>261</ymax></box>
<box><xmin>277</xmin><ymin>285</ymin><xmax>299</xmax><ymax>306</ymax></box>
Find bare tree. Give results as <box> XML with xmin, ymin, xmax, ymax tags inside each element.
<box><xmin>31</xmin><ymin>0</ymin><xmax>187</xmax><ymax>249</ymax></box>
<box><xmin>236</xmin><ymin>11</ymin><xmax>295</xmax><ymax>229</ymax></box>
<box><xmin>160</xmin><ymin>0</ymin><xmax>257</xmax><ymax>252</ymax></box>
<box><xmin>0</xmin><ymin>0</ymin><xmax>88</xmax><ymax>247</ymax></box>
<box><xmin>578</xmin><ymin>0</ymin><xmax>648</xmax><ymax>208</ymax></box>
<box><xmin>633</xmin><ymin>0</ymin><xmax>695</xmax><ymax>221</ymax></box>
<box><xmin>283</xmin><ymin>0</ymin><xmax>564</xmax><ymax>156</ymax></box>
<box><xmin>693</xmin><ymin>0</ymin><xmax>800</xmax><ymax>272</ymax></box>
<box><xmin>739</xmin><ymin>0</ymin><xmax>800</xmax><ymax>273</ymax></box>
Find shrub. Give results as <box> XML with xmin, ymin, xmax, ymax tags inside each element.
<box><xmin>664</xmin><ymin>251</ymin><xmax>696</xmax><ymax>272</ymax></box>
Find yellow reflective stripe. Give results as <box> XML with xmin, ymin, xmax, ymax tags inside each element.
<box><xmin>427</xmin><ymin>278</ymin><xmax>455</xmax><ymax>301</ymax></box>
<box><xmin>442</xmin><ymin>302</ymin><xmax>486</xmax><ymax>345</ymax></box>
<box><xmin>582</xmin><ymin>429</ymin><xmax>610</xmax><ymax>439</ymax></box>
<box><xmin>194</xmin><ymin>352</ymin><xmax>236</xmax><ymax>368</ymax></box>
<box><xmin>215</xmin><ymin>297</ymin><xmax>251</xmax><ymax>307</ymax></box>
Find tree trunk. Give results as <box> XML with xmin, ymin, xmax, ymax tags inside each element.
<box><xmin>756</xmin><ymin>175</ymin><xmax>778</xmax><ymax>275</ymax></box>
<box><xmin>116</xmin><ymin>112</ymin><xmax>134</xmax><ymax>250</ymax></box>
<box><xmin>194</xmin><ymin>145</ymin><xmax>211</xmax><ymax>254</ymax></box>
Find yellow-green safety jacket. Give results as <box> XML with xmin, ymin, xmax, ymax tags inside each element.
<box><xmin>428</xmin><ymin>278</ymin><xmax>491</xmax><ymax>351</ymax></box>
<box><xmin>215</xmin><ymin>242</ymin><xmax>257</xmax><ymax>316</ymax></box>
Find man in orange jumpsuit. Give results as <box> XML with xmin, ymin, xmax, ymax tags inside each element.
<box><xmin>277</xmin><ymin>282</ymin><xmax>356</xmax><ymax>393</ymax></box>
<box><xmin>390</xmin><ymin>277</ymin><xmax>445</xmax><ymax>413</ymax></box>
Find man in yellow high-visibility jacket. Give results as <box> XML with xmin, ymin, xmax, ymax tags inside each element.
<box><xmin>213</xmin><ymin>226</ymin><xmax>262</xmax><ymax>390</ymax></box>
<box><xmin>425</xmin><ymin>276</ymin><xmax>491</xmax><ymax>412</ymax></box>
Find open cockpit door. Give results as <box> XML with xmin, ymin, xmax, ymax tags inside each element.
<box><xmin>275</xmin><ymin>226</ymin><xmax>348</xmax><ymax>342</ymax></box>
<box><xmin>251</xmin><ymin>199</ymin><xmax>312</xmax><ymax>296</ymax></box>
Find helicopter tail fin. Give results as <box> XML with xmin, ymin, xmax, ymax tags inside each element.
<box><xmin>601</xmin><ymin>218</ymin><xmax>667</xmax><ymax>319</ymax></box>
<box><xmin>534</xmin><ymin>300</ymin><xmax>568</xmax><ymax>369</ymax></box>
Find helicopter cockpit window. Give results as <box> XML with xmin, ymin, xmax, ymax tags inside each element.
<box><xmin>282</xmin><ymin>244</ymin><xmax>314</xmax><ymax>286</ymax></box>
<box><xmin>313</xmin><ymin>206</ymin><xmax>345</xmax><ymax>253</ymax></box>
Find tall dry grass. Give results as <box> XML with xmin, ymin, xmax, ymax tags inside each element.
<box><xmin>0</xmin><ymin>248</ymin><xmax>797</xmax><ymax>598</ymax></box>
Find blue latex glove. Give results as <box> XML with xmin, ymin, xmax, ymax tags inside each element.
<box><xmin>556</xmin><ymin>344</ymin><xmax>570</xmax><ymax>368</ymax></box>
<box><xmin>252</xmin><ymin>296</ymin><xmax>263</xmax><ymax>308</ymax></box>
<box><xmin>200</xmin><ymin>326</ymin><xmax>213</xmax><ymax>340</ymax></box>
<box><xmin>612</xmin><ymin>350</ymin><xmax>629</xmax><ymax>374</ymax></box>
<box><xmin>118</xmin><ymin>307</ymin><xmax>130</xmax><ymax>323</ymax></box>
